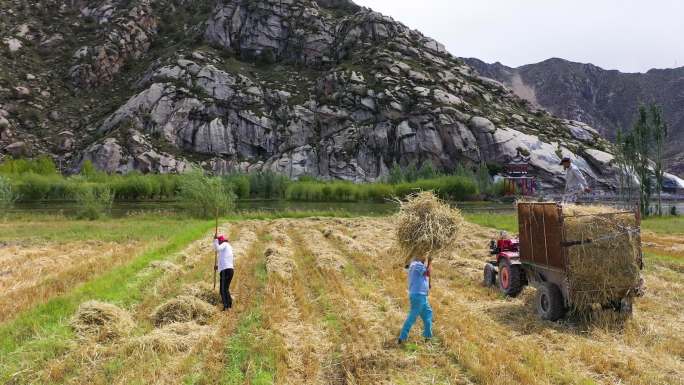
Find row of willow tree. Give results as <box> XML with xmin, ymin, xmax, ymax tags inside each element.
<box><xmin>614</xmin><ymin>103</ymin><xmax>669</xmax><ymax>216</ymax></box>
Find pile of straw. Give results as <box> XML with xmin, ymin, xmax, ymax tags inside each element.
<box><xmin>71</xmin><ymin>301</ymin><xmax>136</xmax><ymax>342</ymax></box>
<box><xmin>264</xmin><ymin>247</ymin><xmax>296</xmax><ymax>279</ymax></box>
<box><xmin>562</xmin><ymin>204</ymin><xmax>641</xmax><ymax>310</ymax></box>
<box><xmin>128</xmin><ymin>322</ymin><xmax>212</xmax><ymax>354</ymax></box>
<box><xmin>395</xmin><ymin>191</ymin><xmax>463</xmax><ymax>258</ymax></box>
<box><xmin>151</xmin><ymin>295</ymin><xmax>217</xmax><ymax>326</ymax></box>
<box><xmin>182</xmin><ymin>283</ymin><xmax>221</xmax><ymax>306</ymax></box>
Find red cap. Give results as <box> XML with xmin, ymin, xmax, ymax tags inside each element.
<box><xmin>217</xmin><ymin>235</ymin><xmax>226</xmax><ymax>243</ymax></box>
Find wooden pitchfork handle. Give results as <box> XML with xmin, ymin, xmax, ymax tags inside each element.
<box><xmin>427</xmin><ymin>258</ymin><xmax>432</xmax><ymax>290</ymax></box>
<box><xmin>213</xmin><ymin>207</ymin><xmax>219</xmax><ymax>290</ymax></box>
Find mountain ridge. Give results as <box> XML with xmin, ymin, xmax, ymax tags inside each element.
<box><xmin>463</xmin><ymin>56</ymin><xmax>684</xmax><ymax>176</ymax></box>
<box><xmin>1</xmin><ymin>0</ymin><xmax>673</xmax><ymax>191</ymax></box>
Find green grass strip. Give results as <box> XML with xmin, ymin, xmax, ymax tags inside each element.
<box><xmin>220</xmin><ymin>257</ymin><xmax>278</xmax><ymax>385</ymax></box>
<box><xmin>465</xmin><ymin>212</ymin><xmax>684</xmax><ymax>236</ymax></box>
<box><xmin>0</xmin><ymin>220</ymin><xmax>214</xmax><ymax>382</ymax></box>
<box><xmin>225</xmin><ymin>210</ymin><xmax>359</xmax><ymax>220</ymax></box>
<box><xmin>644</xmin><ymin>251</ymin><xmax>683</xmax><ymax>264</ymax></box>
<box><xmin>221</xmin><ymin>305</ymin><xmax>276</xmax><ymax>385</ymax></box>
<box><xmin>464</xmin><ymin>212</ymin><xmax>518</xmax><ymax>233</ymax></box>
<box><xmin>641</xmin><ymin>216</ymin><xmax>684</xmax><ymax>234</ymax></box>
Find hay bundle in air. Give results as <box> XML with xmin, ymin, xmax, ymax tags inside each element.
<box><xmin>562</xmin><ymin>204</ymin><xmax>641</xmax><ymax>310</ymax></box>
<box><xmin>71</xmin><ymin>301</ymin><xmax>136</xmax><ymax>342</ymax></box>
<box><xmin>151</xmin><ymin>295</ymin><xmax>217</xmax><ymax>326</ymax></box>
<box><xmin>395</xmin><ymin>191</ymin><xmax>463</xmax><ymax>259</ymax></box>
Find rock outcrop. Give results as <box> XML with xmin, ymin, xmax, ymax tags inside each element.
<box><xmin>81</xmin><ymin>133</ymin><xmax>190</xmax><ymax>174</ymax></box>
<box><xmin>69</xmin><ymin>1</ymin><xmax>159</xmax><ymax>87</ymax></box>
<box><xmin>0</xmin><ymin>0</ymin><xmax>643</xmax><ymax>191</ymax></box>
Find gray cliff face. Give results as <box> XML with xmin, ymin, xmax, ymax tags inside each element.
<box><xmin>463</xmin><ymin>57</ymin><xmax>684</xmax><ymax>176</ymax></box>
<box><xmin>69</xmin><ymin>1</ymin><xmax>159</xmax><ymax>88</ymax></box>
<box><xmin>0</xmin><ymin>0</ymin><xmax>626</xmax><ymax>190</ymax></box>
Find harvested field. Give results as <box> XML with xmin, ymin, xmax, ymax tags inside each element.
<box><xmin>2</xmin><ymin>216</ymin><xmax>682</xmax><ymax>385</ymax></box>
<box><xmin>0</xmin><ymin>240</ymin><xmax>143</xmax><ymax>321</ymax></box>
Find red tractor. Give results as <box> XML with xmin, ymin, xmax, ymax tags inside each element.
<box><xmin>483</xmin><ymin>236</ymin><xmax>526</xmax><ymax>297</ymax></box>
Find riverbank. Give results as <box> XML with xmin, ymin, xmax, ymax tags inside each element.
<box><xmin>0</xmin><ymin>158</ymin><xmax>499</xmax><ymax>205</ymax></box>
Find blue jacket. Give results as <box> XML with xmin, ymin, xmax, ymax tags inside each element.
<box><xmin>407</xmin><ymin>261</ymin><xmax>430</xmax><ymax>295</ymax></box>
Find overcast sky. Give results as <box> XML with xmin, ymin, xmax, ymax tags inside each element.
<box><xmin>354</xmin><ymin>0</ymin><xmax>684</xmax><ymax>73</ymax></box>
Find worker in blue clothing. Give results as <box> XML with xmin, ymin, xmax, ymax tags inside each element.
<box><xmin>398</xmin><ymin>254</ymin><xmax>433</xmax><ymax>344</ymax></box>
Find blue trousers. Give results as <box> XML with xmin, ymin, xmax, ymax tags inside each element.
<box><xmin>399</xmin><ymin>294</ymin><xmax>433</xmax><ymax>341</ymax></box>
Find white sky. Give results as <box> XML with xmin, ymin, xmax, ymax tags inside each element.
<box><xmin>354</xmin><ymin>0</ymin><xmax>684</xmax><ymax>73</ymax></box>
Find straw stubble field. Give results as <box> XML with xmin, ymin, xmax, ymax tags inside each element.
<box><xmin>1</xmin><ymin>216</ymin><xmax>682</xmax><ymax>385</ymax></box>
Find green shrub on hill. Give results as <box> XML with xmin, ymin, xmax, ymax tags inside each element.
<box><xmin>0</xmin><ymin>156</ymin><xmax>58</xmax><ymax>175</ymax></box>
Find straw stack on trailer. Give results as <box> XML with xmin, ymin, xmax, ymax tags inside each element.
<box><xmin>395</xmin><ymin>191</ymin><xmax>463</xmax><ymax>260</ymax></box>
<box><xmin>562</xmin><ymin>204</ymin><xmax>642</xmax><ymax>311</ymax></box>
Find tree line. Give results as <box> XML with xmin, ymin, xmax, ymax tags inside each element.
<box><xmin>615</xmin><ymin>103</ymin><xmax>669</xmax><ymax>216</ymax></box>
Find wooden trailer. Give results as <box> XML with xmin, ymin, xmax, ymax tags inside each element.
<box><xmin>484</xmin><ymin>202</ymin><xmax>644</xmax><ymax>320</ymax></box>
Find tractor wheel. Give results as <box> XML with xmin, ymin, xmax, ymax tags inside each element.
<box><xmin>497</xmin><ymin>259</ymin><xmax>523</xmax><ymax>297</ymax></box>
<box><xmin>483</xmin><ymin>263</ymin><xmax>496</xmax><ymax>287</ymax></box>
<box><xmin>536</xmin><ymin>282</ymin><xmax>566</xmax><ymax>321</ymax></box>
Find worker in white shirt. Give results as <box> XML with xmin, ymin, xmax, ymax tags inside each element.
<box><xmin>560</xmin><ymin>157</ymin><xmax>591</xmax><ymax>203</ymax></box>
<box><xmin>213</xmin><ymin>234</ymin><xmax>235</xmax><ymax>310</ymax></box>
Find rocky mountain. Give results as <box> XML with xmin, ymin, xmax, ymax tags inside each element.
<box><xmin>463</xmin><ymin>57</ymin><xmax>684</xmax><ymax>176</ymax></box>
<box><xmin>0</xmin><ymin>0</ymin><xmax>645</xmax><ymax>191</ymax></box>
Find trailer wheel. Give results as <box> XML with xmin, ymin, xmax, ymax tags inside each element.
<box><xmin>483</xmin><ymin>263</ymin><xmax>496</xmax><ymax>287</ymax></box>
<box><xmin>619</xmin><ymin>298</ymin><xmax>633</xmax><ymax>315</ymax></box>
<box><xmin>536</xmin><ymin>282</ymin><xmax>565</xmax><ymax>321</ymax></box>
<box><xmin>498</xmin><ymin>259</ymin><xmax>523</xmax><ymax>297</ymax></box>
